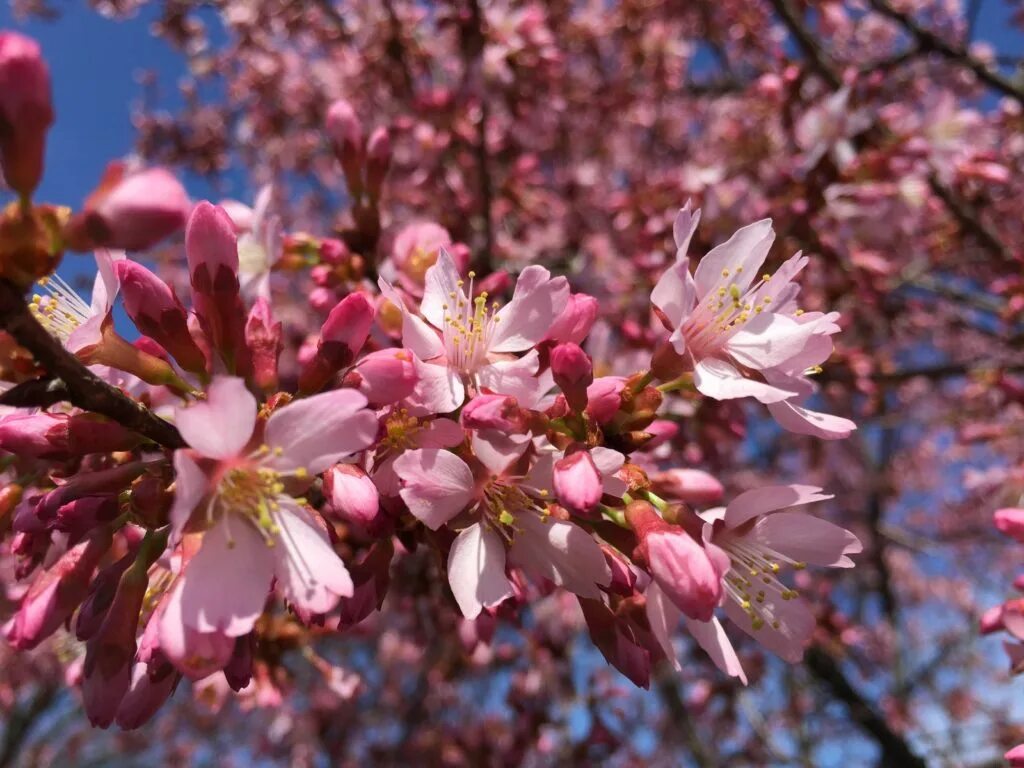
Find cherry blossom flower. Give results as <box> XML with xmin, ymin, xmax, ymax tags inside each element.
<box><xmin>379</xmin><ymin>248</ymin><xmax>568</xmax><ymax>412</ymax></box>
<box><xmin>158</xmin><ymin>376</ymin><xmax>377</xmax><ymax>674</ymax></box>
<box><xmin>220</xmin><ymin>185</ymin><xmax>280</xmax><ymax>301</ymax></box>
<box><xmin>651</xmin><ymin>204</ymin><xmax>856</xmax><ymax>438</ymax></box>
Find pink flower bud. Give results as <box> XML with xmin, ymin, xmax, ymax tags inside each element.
<box><xmin>0</xmin><ymin>32</ymin><xmax>53</xmax><ymax>197</ymax></box>
<box><xmin>650</xmin><ymin>468</ymin><xmax>725</xmax><ymax>505</ymax></box>
<box><xmin>245</xmin><ymin>297</ymin><xmax>282</xmax><ymax>393</ymax></box>
<box><xmin>36</xmin><ymin>462</ymin><xmax>147</xmax><ymax>523</ymax></box>
<box><xmin>115</xmin><ymin>260</ymin><xmax>207</xmax><ymax>374</ymax></box>
<box><xmin>326</xmin><ymin>98</ymin><xmax>364</xmax><ymax>191</ymax></box>
<box><xmin>461</xmin><ymin>393</ymin><xmax>527</xmax><ymax>432</ymax></box>
<box><xmin>77</xmin><ymin>550</ymin><xmax>135</xmax><ymax>641</ymax></box>
<box><xmin>5</xmin><ymin>525</ymin><xmax>113</xmax><ymax>650</ymax></box>
<box><xmin>625</xmin><ymin>500</ymin><xmax>727</xmax><ymax>623</ymax></box>
<box><xmin>585</xmin><ymin>377</ymin><xmax>625</xmax><ymax>425</ymax></box>
<box><xmin>53</xmin><ymin>495</ymin><xmax>120</xmax><ymax>540</ymax></box>
<box><xmin>68</xmin><ymin>164</ymin><xmax>190</xmax><ymax>252</ymax></box>
<box><xmin>545</xmin><ymin>293</ymin><xmax>599</xmax><ymax>345</ymax></box>
<box><xmin>82</xmin><ymin>563</ymin><xmax>149</xmax><ymax>727</ymax></box>
<box><xmin>186</xmin><ymin>202</ymin><xmax>250</xmax><ymax>376</ymax></box>
<box><xmin>115</xmin><ymin>659</ymin><xmax>179</xmax><ymax>730</ymax></box>
<box><xmin>298</xmin><ymin>292</ymin><xmax>375</xmax><ymax>393</ymax></box>
<box><xmin>349</xmin><ymin>349</ymin><xmax>418</xmax><ymax>405</ymax></box>
<box><xmin>365</xmin><ymin>126</ymin><xmax>391</xmax><ymax>201</ymax></box>
<box><xmin>995</xmin><ymin>508</ymin><xmax>1024</xmax><ymax>543</ymax></box>
<box><xmin>1006</xmin><ymin>745</ymin><xmax>1024</xmax><ymax>768</ymax></box>
<box><xmin>391</xmin><ymin>221</ymin><xmax>451</xmax><ymax>287</ymax></box>
<box><xmin>224</xmin><ymin>635</ymin><xmax>255</xmax><ymax>692</ymax></box>
<box><xmin>336</xmin><ymin>540</ymin><xmax>393</xmax><ymax>631</ymax></box>
<box><xmin>602</xmin><ymin>544</ymin><xmax>637</xmax><ymax>597</ymax></box>
<box><xmin>551</xmin><ymin>343</ymin><xmax>593</xmax><ymax>412</ymax></box>
<box><xmin>553</xmin><ymin>449</ymin><xmax>603</xmax><ymax>513</ymax></box>
<box><xmin>578</xmin><ymin>597</ymin><xmax>651</xmax><ymax>689</ymax></box>
<box><xmin>641</xmin><ymin>420</ymin><xmax>678</xmax><ymax>451</ymax></box>
<box><xmin>323</xmin><ymin>464</ymin><xmax>381</xmax><ymax>530</ymax></box>
<box><xmin>0</xmin><ymin>412</ymin><xmax>68</xmax><ymax>459</ymax></box>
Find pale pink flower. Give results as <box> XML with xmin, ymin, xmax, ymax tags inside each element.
<box><xmin>648</xmin><ymin>485</ymin><xmax>860</xmax><ymax>681</ymax></box>
<box><xmin>794</xmin><ymin>86</ymin><xmax>870</xmax><ymax>171</ymax></box>
<box><xmin>29</xmin><ymin>249</ymin><xmax>125</xmax><ymax>354</ymax></box>
<box><xmin>158</xmin><ymin>376</ymin><xmax>378</xmax><ymax>667</ymax></box>
<box><xmin>651</xmin><ymin>204</ymin><xmax>855</xmax><ymax>439</ymax></box>
<box><xmin>392</xmin><ymin>445</ymin><xmax>612</xmax><ymax>619</ymax></box>
<box><xmin>379</xmin><ymin>248</ymin><xmax>568</xmax><ymax>413</ymax></box>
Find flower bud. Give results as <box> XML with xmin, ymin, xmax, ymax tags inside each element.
<box><xmin>115</xmin><ymin>259</ymin><xmax>207</xmax><ymax>374</ymax></box>
<box><xmin>0</xmin><ymin>201</ymin><xmax>67</xmax><ymax>288</ymax></box>
<box><xmin>650</xmin><ymin>468</ymin><xmax>724</xmax><ymax>505</ymax></box>
<box><xmin>365</xmin><ymin>126</ymin><xmax>391</xmax><ymax>201</ymax></box>
<box><xmin>186</xmin><ymin>202</ymin><xmax>250</xmax><ymax>376</ymax></box>
<box><xmin>995</xmin><ymin>508</ymin><xmax>1024</xmax><ymax>543</ymax></box>
<box><xmin>0</xmin><ymin>32</ymin><xmax>53</xmax><ymax>198</ymax></box>
<box><xmin>461</xmin><ymin>393</ymin><xmax>527</xmax><ymax>433</ymax></box>
<box><xmin>245</xmin><ymin>297</ymin><xmax>282</xmax><ymax>393</ymax></box>
<box><xmin>553</xmin><ymin>449</ymin><xmax>603</xmax><ymax>513</ymax></box>
<box><xmin>224</xmin><ymin>634</ymin><xmax>255</xmax><ymax>692</ymax></box>
<box><xmin>602</xmin><ymin>544</ymin><xmax>638</xmax><ymax>597</ymax></box>
<box><xmin>115</xmin><ymin>658</ymin><xmax>179</xmax><ymax>730</ymax></box>
<box><xmin>65</xmin><ymin>164</ymin><xmax>190</xmax><ymax>252</ymax></box>
<box><xmin>545</xmin><ymin>293</ymin><xmax>598</xmax><ymax>345</ymax></box>
<box><xmin>323</xmin><ymin>464</ymin><xmax>381</xmax><ymax>530</ymax></box>
<box><xmin>0</xmin><ymin>411</ymin><xmax>69</xmax><ymax>458</ymax></box>
<box><xmin>1006</xmin><ymin>744</ymin><xmax>1024</xmax><ymax>768</ymax></box>
<box><xmin>326</xmin><ymin>99</ymin><xmax>364</xmax><ymax>193</ymax></box>
<box><xmin>298</xmin><ymin>292</ymin><xmax>374</xmax><ymax>393</ymax></box>
<box><xmin>585</xmin><ymin>377</ymin><xmax>625</xmax><ymax>425</ymax></box>
<box><xmin>76</xmin><ymin>550</ymin><xmax>135</xmax><ymax>642</ymax></box>
<box><xmin>53</xmin><ymin>495</ymin><xmax>119</xmax><ymax>540</ymax></box>
<box><xmin>979</xmin><ymin>605</ymin><xmax>1005</xmax><ymax>635</ymax></box>
<box><xmin>550</xmin><ymin>343</ymin><xmax>593</xmax><ymax>412</ymax></box>
<box><xmin>625</xmin><ymin>500</ymin><xmax>727</xmax><ymax>623</ymax></box>
<box><xmin>348</xmin><ymin>349</ymin><xmax>418</xmax><ymax>405</ymax></box>
<box><xmin>82</xmin><ymin>562</ymin><xmax>149</xmax><ymax>727</ymax></box>
<box><xmin>578</xmin><ymin>597</ymin><xmax>651</xmax><ymax>689</ymax></box>
<box><xmin>336</xmin><ymin>540</ymin><xmax>393</xmax><ymax>631</ymax></box>
<box><xmin>36</xmin><ymin>462</ymin><xmax>146</xmax><ymax>522</ymax></box>
<box><xmin>5</xmin><ymin>525</ymin><xmax>113</xmax><ymax>649</ymax></box>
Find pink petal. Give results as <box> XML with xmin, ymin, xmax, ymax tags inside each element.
<box><xmin>477</xmin><ymin>351</ymin><xmax>543</xmax><ymax>407</ymax></box>
<box><xmin>263</xmin><ymin>388</ymin><xmax>377</xmax><ymax>474</ymax></box>
<box><xmin>723</xmin><ymin>594</ymin><xmax>814</xmax><ymax>663</ymax></box>
<box><xmin>472</xmin><ymin>430</ymin><xmax>531</xmax><ymax>476</ymax></box>
<box><xmin>157</xmin><ymin>593</ymin><xmax>234</xmax><ymax>681</ymax></box>
<box><xmin>724</xmin><ymin>314</ymin><xmax>817</xmax><ymax>370</ymax></box>
<box><xmin>271</xmin><ymin>502</ymin><xmax>353</xmax><ymax>615</ymax></box>
<box><xmin>393</xmin><ymin>449</ymin><xmax>475</xmax><ymax>530</ymax></box>
<box><xmin>672</xmin><ymin>202</ymin><xmax>701</xmax><ymax>256</ymax></box>
<box><xmin>724</xmin><ymin>484</ymin><xmax>833</xmax><ymax>528</ymax></box>
<box><xmin>90</xmin><ymin>248</ymin><xmax>125</xmax><ymax>315</ymax></box>
<box><xmin>766</xmin><ymin>399</ymin><xmax>856</xmax><ymax>440</ymax></box>
<box><xmin>683</xmin><ymin>615</ymin><xmax>747</xmax><ymax>684</ymax></box>
<box><xmin>644</xmin><ymin>581</ymin><xmax>682</xmax><ymax>672</ymax></box>
<box><xmin>651</xmin><ymin>258</ymin><xmax>697</xmax><ymax>329</ymax></box>
<box><xmin>378</xmin><ymin>278</ymin><xmax>445</xmax><ymax>360</ymax></box>
<box><xmin>490</xmin><ymin>267</ymin><xmax>570</xmax><ymax>352</ymax></box>
<box><xmin>508</xmin><ymin>512</ymin><xmax>611</xmax><ymax>599</ymax></box>
<box><xmin>417</xmin><ymin>417</ymin><xmax>465</xmax><ymax>448</ymax></box>
<box><xmin>447</xmin><ymin>522</ymin><xmax>513</xmax><ymax>619</ymax></box>
<box><xmin>693</xmin><ymin>359</ymin><xmax>798</xmax><ymax>404</ymax></box>
<box><xmin>406</xmin><ymin>358</ymin><xmax>464</xmax><ymax>415</ymax></box>
<box><xmin>65</xmin><ymin>315</ymin><xmax>105</xmax><ymax>354</ymax></box>
<box><xmin>174</xmin><ymin>376</ymin><xmax>256</xmax><ymax>459</ymax></box>
<box><xmin>169</xmin><ymin>450</ymin><xmax>209</xmax><ymax>541</ymax></box>
<box><xmin>420</xmin><ymin>247</ymin><xmax>466</xmax><ymax>330</ymax></box>
<box><xmin>175</xmin><ymin>513</ymin><xmax>275</xmax><ymax>635</ymax></box>
<box><xmin>692</xmin><ymin>219</ymin><xmax>774</xmax><ymax>297</ymax></box>
<box><xmin>750</xmin><ymin>512</ymin><xmax>862</xmax><ymax>568</ymax></box>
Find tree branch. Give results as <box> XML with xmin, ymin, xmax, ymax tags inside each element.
<box><xmin>0</xmin><ymin>280</ymin><xmax>185</xmax><ymax>449</ymax></box>
<box><xmin>868</xmin><ymin>0</ymin><xmax>1024</xmax><ymax>108</ymax></box>
<box><xmin>805</xmin><ymin>646</ymin><xmax>927</xmax><ymax>768</ymax></box>
<box><xmin>768</xmin><ymin>0</ymin><xmax>842</xmax><ymax>89</ymax></box>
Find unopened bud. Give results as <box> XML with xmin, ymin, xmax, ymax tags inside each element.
<box><xmin>550</xmin><ymin>343</ymin><xmax>593</xmax><ymax>412</ymax></box>
<box><xmin>323</xmin><ymin>464</ymin><xmax>381</xmax><ymax>531</ymax></box>
<box><xmin>0</xmin><ymin>32</ymin><xmax>53</xmax><ymax>198</ymax></box>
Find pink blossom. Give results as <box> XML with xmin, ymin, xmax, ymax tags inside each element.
<box><xmin>651</xmin><ymin>203</ymin><xmax>855</xmax><ymax>439</ymax></box>
<box><xmin>219</xmin><ymin>185</ymin><xmax>280</xmax><ymax>300</ymax></box>
<box><xmin>380</xmin><ymin>248</ymin><xmax>568</xmax><ymax>412</ymax></box>
<box><xmin>158</xmin><ymin>376</ymin><xmax>377</xmax><ymax>673</ymax></box>
<box><xmin>0</xmin><ymin>31</ymin><xmax>53</xmax><ymax>197</ymax></box>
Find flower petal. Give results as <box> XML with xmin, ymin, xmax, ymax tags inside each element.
<box><xmin>693</xmin><ymin>358</ymin><xmax>798</xmax><ymax>404</ymax></box>
<box><xmin>766</xmin><ymin>399</ymin><xmax>856</xmax><ymax>440</ymax></box>
<box><xmin>724</xmin><ymin>314</ymin><xmax>817</xmax><ymax>371</ymax></box>
<box><xmin>490</xmin><ymin>267</ymin><xmax>570</xmax><ymax>352</ymax></box>
<box><xmin>421</xmin><ymin>247</ymin><xmax>466</xmax><ymax>329</ymax></box>
<box><xmin>509</xmin><ymin>512</ymin><xmax>611</xmax><ymax>599</ymax></box>
<box><xmin>170</xmin><ymin>450</ymin><xmax>209</xmax><ymax>541</ymax></box>
<box><xmin>176</xmin><ymin>514</ymin><xmax>274</xmax><ymax>635</ymax></box>
<box><xmin>651</xmin><ymin>258</ymin><xmax>697</xmax><ymax>329</ymax></box>
<box><xmin>405</xmin><ymin>358</ymin><xmax>464</xmax><ymax>415</ymax></box>
<box><xmin>723</xmin><ymin>594</ymin><xmax>814</xmax><ymax>663</ymax></box>
<box><xmin>263</xmin><ymin>388</ymin><xmax>377</xmax><ymax>474</ymax></box>
<box><xmin>750</xmin><ymin>512</ymin><xmax>862</xmax><ymax>568</ymax></box>
<box><xmin>693</xmin><ymin>219</ymin><xmax>774</xmax><ymax>297</ymax></box>
<box><xmin>393</xmin><ymin>449</ymin><xmax>475</xmax><ymax>530</ymax></box>
<box><xmin>477</xmin><ymin>351</ymin><xmax>543</xmax><ymax>407</ymax></box>
<box><xmin>271</xmin><ymin>502</ymin><xmax>353</xmax><ymax>615</ymax></box>
<box><xmin>447</xmin><ymin>522</ymin><xmax>513</xmax><ymax>619</ymax></box>
<box><xmin>724</xmin><ymin>484</ymin><xmax>833</xmax><ymax>529</ymax></box>
<box><xmin>684</xmin><ymin>615</ymin><xmax>747</xmax><ymax>684</ymax></box>
<box><xmin>174</xmin><ymin>376</ymin><xmax>256</xmax><ymax>459</ymax></box>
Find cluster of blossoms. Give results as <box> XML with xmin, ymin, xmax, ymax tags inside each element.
<box><xmin>0</xmin><ymin>27</ymin><xmax>869</xmax><ymax>730</ymax></box>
